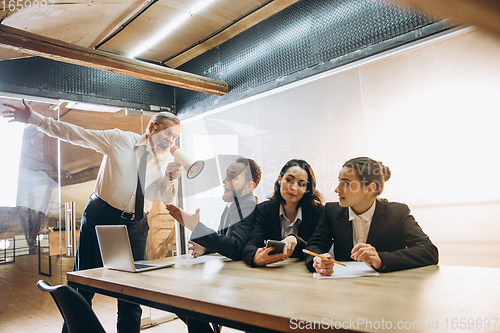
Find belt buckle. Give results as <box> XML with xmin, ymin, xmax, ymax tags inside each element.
<box><xmin>121</xmin><ymin>211</ymin><xmax>135</xmax><ymax>220</ymax></box>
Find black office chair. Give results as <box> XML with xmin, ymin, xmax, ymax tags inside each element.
<box><xmin>37</xmin><ymin>280</ymin><xmax>106</xmax><ymax>333</ymax></box>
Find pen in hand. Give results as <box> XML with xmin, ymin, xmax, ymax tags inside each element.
<box><xmin>302</xmin><ymin>249</ymin><xmax>346</xmax><ymax>266</ymax></box>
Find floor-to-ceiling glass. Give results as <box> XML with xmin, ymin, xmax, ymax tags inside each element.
<box><xmin>0</xmin><ymin>97</ymin><xmax>178</xmax><ymax>331</ymax></box>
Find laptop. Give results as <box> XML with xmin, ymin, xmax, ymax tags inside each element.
<box><xmin>95</xmin><ymin>225</ymin><xmax>175</xmax><ymax>273</ymax></box>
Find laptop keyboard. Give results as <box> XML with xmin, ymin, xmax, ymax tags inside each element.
<box><xmin>135</xmin><ymin>263</ymin><xmax>154</xmax><ymax>270</ymax></box>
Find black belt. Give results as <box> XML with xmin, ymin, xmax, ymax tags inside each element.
<box><xmin>90</xmin><ymin>193</ymin><xmax>136</xmax><ymax>220</ymax></box>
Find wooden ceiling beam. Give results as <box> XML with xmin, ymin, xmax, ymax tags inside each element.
<box><xmin>0</xmin><ymin>24</ymin><xmax>228</xmax><ymax>96</ymax></box>
<box><xmin>387</xmin><ymin>0</ymin><xmax>500</xmax><ymax>38</ymax></box>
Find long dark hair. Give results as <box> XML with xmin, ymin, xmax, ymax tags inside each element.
<box><xmin>343</xmin><ymin>157</ymin><xmax>391</xmax><ymax>196</ymax></box>
<box><xmin>268</xmin><ymin>159</ymin><xmax>324</xmax><ymax>209</ymax></box>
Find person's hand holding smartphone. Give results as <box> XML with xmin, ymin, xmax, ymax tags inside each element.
<box><xmin>281</xmin><ymin>235</ymin><xmax>298</xmax><ymax>257</ymax></box>
<box><xmin>252</xmin><ymin>240</ymin><xmax>287</xmax><ymax>266</ymax></box>
<box><xmin>265</xmin><ymin>240</ymin><xmax>285</xmax><ymax>254</ymax></box>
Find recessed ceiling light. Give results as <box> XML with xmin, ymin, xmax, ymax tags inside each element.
<box><xmin>65</xmin><ymin>101</ymin><xmax>123</xmax><ymax>113</ymax></box>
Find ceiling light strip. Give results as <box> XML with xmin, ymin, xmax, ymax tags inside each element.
<box><xmin>128</xmin><ymin>0</ymin><xmax>219</xmax><ymax>58</ymax></box>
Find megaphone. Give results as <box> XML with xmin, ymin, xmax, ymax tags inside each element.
<box><xmin>170</xmin><ymin>146</ymin><xmax>204</xmax><ymax>179</ymax></box>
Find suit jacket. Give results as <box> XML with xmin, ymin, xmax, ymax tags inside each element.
<box><xmin>243</xmin><ymin>198</ymin><xmax>325</xmax><ymax>267</ymax></box>
<box><xmin>190</xmin><ymin>192</ymin><xmax>257</xmax><ymax>261</ymax></box>
<box><xmin>305</xmin><ymin>199</ymin><xmax>438</xmax><ymax>272</ymax></box>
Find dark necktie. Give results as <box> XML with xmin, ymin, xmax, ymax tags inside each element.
<box><xmin>135</xmin><ymin>150</ymin><xmax>148</xmax><ymax>221</ymax></box>
<box><xmin>218</xmin><ymin>207</ymin><xmax>229</xmax><ymax>236</ymax></box>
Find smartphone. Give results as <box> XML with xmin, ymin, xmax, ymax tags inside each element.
<box><xmin>265</xmin><ymin>239</ymin><xmax>285</xmax><ymax>255</ymax></box>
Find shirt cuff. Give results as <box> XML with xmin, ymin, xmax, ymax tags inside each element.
<box><xmin>27</xmin><ymin>111</ymin><xmax>45</xmax><ymax>127</ymax></box>
<box><xmin>191</xmin><ymin>222</ymin><xmax>212</xmax><ymax>242</ymax></box>
<box><xmin>159</xmin><ymin>178</ymin><xmax>176</xmax><ymax>204</ymax></box>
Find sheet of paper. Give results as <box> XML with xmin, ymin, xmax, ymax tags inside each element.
<box><xmin>171</xmin><ymin>255</ymin><xmax>225</xmax><ymax>266</ymax></box>
<box><xmin>313</xmin><ymin>261</ymin><xmax>379</xmax><ymax>279</ymax></box>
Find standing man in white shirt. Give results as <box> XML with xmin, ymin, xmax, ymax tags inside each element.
<box><xmin>2</xmin><ymin>99</ymin><xmax>181</xmax><ymax>333</ymax></box>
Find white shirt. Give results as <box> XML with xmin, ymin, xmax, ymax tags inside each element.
<box><xmin>28</xmin><ymin>112</ymin><xmax>176</xmax><ymax>213</ymax></box>
<box><xmin>349</xmin><ymin>200</ymin><xmax>377</xmax><ymax>246</ymax></box>
<box><xmin>279</xmin><ymin>204</ymin><xmax>303</xmax><ymax>238</ymax></box>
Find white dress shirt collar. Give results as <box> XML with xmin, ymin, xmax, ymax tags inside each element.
<box><xmin>280</xmin><ymin>204</ymin><xmax>303</xmax><ymax>238</ymax></box>
<box><xmin>349</xmin><ymin>200</ymin><xmax>377</xmax><ymax>246</ymax></box>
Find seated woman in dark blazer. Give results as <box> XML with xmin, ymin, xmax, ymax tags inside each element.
<box><xmin>306</xmin><ymin>157</ymin><xmax>438</xmax><ymax>274</ymax></box>
<box><xmin>243</xmin><ymin>159</ymin><xmax>324</xmax><ymax>267</ymax></box>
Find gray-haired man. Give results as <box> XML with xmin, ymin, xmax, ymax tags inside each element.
<box><xmin>3</xmin><ymin>99</ymin><xmax>181</xmax><ymax>333</ymax></box>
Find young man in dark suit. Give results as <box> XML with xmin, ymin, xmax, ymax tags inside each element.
<box><xmin>167</xmin><ymin>157</ymin><xmax>261</xmax><ymax>260</ymax></box>
<box><xmin>166</xmin><ymin>157</ymin><xmax>261</xmax><ymax>333</ymax></box>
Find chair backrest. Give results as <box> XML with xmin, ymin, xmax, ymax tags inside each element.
<box><xmin>37</xmin><ymin>280</ymin><xmax>106</xmax><ymax>333</ymax></box>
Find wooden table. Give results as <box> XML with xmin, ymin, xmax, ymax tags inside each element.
<box><xmin>67</xmin><ymin>255</ymin><xmax>500</xmax><ymax>332</ymax></box>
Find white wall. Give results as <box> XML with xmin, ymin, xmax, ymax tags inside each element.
<box><xmin>179</xmin><ymin>27</ymin><xmax>500</xmax><ymax>267</ymax></box>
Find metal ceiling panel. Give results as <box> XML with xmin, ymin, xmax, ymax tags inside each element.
<box><xmin>175</xmin><ymin>0</ymin><xmax>444</xmax><ymax>116</ymax></box>
<box><xmin>0</xmin><ymin>57</ymin><xmax>174</xmax><ymax>110</ymax></box>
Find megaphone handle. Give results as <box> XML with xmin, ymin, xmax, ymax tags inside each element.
<box><xmin>166</xmin><ymin>159</ymin><xmax>183</xmax><ymax>180</ymax></box>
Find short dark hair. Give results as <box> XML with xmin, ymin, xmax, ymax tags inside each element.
<box><xmin>235</xmin><ymin>157</ymin><xmax>261</xmax><ymax>188</ymax></box>
<box><xmin>343</xmin><ymin>157</ymin><xmax>391</xmax><ymax>196</ymax></box>
<box><xmin>269</xmin><ymin>159</ymin><xmax>323</xmax><ymax>209</ymax></box>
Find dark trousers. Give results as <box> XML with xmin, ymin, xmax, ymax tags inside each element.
<box><xmin>178</xmin><ymin>316</ymin><xmax>216</xmax><ymax>333</ymax></box>
<box><xmin>62</xmin><ymin>196</ymin><xmax>149</xmax><ymax>333</ymax></box>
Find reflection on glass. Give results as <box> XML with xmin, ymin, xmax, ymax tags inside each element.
<box><xmin>0</xmin><ymin>117</ymin><xmax>24</xmax><ymax>207</ymax></box>
<box><xmin>0</xmin><ymin>239</ymin><xmax>11</xmax><ymax>250</ymax></box>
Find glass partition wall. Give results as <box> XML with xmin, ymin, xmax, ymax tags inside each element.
<box><xmin>0</xmin><ymin>98</ymin><xmax>149</xmax><ymax>279</ymax></box>
<box><xmin>0</xmin><ymin>98</ymin><xmax>64</xmax><ymax>277</ymax></box>
<box><xmin>0</xmin><ymin>99</ymin><xmax>128</xmax><ymax>271</ymax></box>
<box><xmin>179</xmin><ymin>28</ymin><xmax>500</xmax><ymax>270</ymax></box>
<box><xmin>0</xmin><ymin>97</ymin><xmax>177</xmax><ymax>331</ymax></box>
